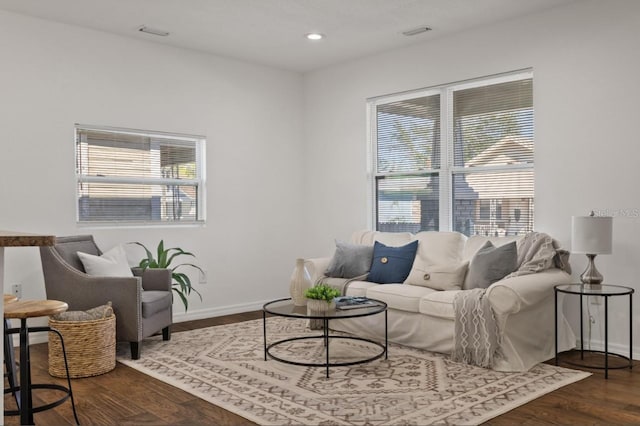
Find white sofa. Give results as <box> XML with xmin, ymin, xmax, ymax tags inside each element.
<box><xmin>304</xmin><ymin>230</ymin><xmax>576</xmax><ymax>372</ymax></box>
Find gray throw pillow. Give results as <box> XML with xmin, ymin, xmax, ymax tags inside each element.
<box><xmin>325</xmin><ymin>241</ymin><xmax>374</xmax><ymax>279</ymax></box>
<box><xmin>466</xmin><ymin>241</ymin><xmax>518</xmax><ymax>289</ymax></box>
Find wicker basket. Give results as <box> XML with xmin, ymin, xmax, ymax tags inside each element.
<box><xmin>48</xmin><ymin>315</ymin><xmax>116</xmax><ymax>378</ymax></box>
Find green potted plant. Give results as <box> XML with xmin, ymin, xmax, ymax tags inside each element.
<box><xmin>304</xmin><ymin>284</ymin><xmax>341</xmax><ymax>312</ymax></box>
<box><xmin>133</xmin><ymin>240</ymin><xmax>203</xmax><ymax>311</ymax></box>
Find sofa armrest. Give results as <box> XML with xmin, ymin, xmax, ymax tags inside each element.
<box><xmin>486</xmin><ymin>268</ymin><xmax>572</xmax><ymax>316</ymax></box>
<box><xmin>303</xmin><ymin>257</ymin><xmax>331</xmax><ymax>284</ymax></box>
<box><xmin>133</xmin><ymin>267</ymin><xmax>172</xmax><ymax>292</ymax></box>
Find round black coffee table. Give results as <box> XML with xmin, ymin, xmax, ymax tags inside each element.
<box><xmin>263</xmin><ymin>297</ymin><xmax>388</xmax><ymax>378</ymax></box>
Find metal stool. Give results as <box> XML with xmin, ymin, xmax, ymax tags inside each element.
<box><xmin>4</xmin><ymin>299</ymin><xmax>80</xmax><ymax>425</ymax></box>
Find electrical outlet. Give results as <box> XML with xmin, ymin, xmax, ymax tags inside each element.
<box><xmin>11</xmin><ymin>283</ymin><xmax>22</xmax><ymax>299</ymax></box>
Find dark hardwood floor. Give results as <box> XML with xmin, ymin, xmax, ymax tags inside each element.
<box><xmin>4</xmin><ymin>311</ymin><xmax>639</xmax><ymax>425</ymax></box>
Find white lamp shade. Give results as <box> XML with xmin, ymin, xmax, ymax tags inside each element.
<box><xmin>571</xmin><ymin>215</ymin><xmax>613</xmax><ymax>254</ymax></box>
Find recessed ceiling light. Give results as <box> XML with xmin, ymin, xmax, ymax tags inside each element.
<box><xmin>138</xmin><ymin>25</ymin><xmax>170</xmax><ymax>37</ymax></box>
<box><xmin>305</xmin><ymin>33</ymin><xmax>325</xmax><ymax>41</ymax></box>
<box><xmin>402</xmin><ymin>26</ymin><xmax>432</xmax><ymax>36</ymax></box>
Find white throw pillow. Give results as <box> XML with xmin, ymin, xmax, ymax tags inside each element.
<box><xmin>77</xmin><ymin>245</ymin><xmax>134</xmax><ymax>277</ymax></box>
<box><xmin>404</xmin><ymin>262</ymin><xmax>469</xmax><ymax>290</ymax></box>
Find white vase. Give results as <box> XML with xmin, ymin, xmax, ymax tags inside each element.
<box><xmin>290</xmin><ymin>258</ymin><xmax>311</xmax><ymax>306</ymax></box>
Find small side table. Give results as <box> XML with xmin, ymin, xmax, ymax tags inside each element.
<box><xmin>555</xmin><ymin>283</ymin><xmax>634</xmax><ymax>378</ymax></box>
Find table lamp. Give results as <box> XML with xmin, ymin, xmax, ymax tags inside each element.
<box><xmin>571</xmin><ymin>211</ymin><xmax>613</xmax><ymax>285</ymax></box>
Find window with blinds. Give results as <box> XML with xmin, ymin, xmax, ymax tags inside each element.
<box><xmin>75</xmin><ymin>125</ymin><xmax>206</xmax><ymax>225</ymax></box>
<box><xmin>374</xmin><ymin>93</ymin><xmax>440</xmax><ymax>233</ymax></box>
<box><xmin>371</xmin><ymin>71</ymin><xmax>533</xmax><ymax>236</ymax></box>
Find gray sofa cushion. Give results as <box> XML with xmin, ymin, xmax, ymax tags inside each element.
<box><xmin>142</xmin><ymin>291</ymin><xmax>173</xmax><ymax>318</ymax></box>
<box><xmin>325</xmin><ymin>241</ymin><xmax>374</xmax><ymax>278</ymax></box>
<box><xmin>466</xmin><ymin>241</ymin><xmax>517</xmax><ymax>289</ymax></box>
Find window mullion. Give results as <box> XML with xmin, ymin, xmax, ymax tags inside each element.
<box><xmin>438</xmin><ymin>87</ymin><xmax>453</xmax><ymax>232</ymax></box>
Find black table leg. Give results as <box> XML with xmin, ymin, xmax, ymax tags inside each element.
<box><xmin>580</xmin><ymin>293</ymin><xmax>584</xmax><ymax>360</ymax></box>
<box><xmin>324</xmin><ymin>318</ymin><xmax>329</xmax><ymax>378</ymax></box>
<box><xmin>630</xmin><ymin>293</ymin><xmax>633</xmax><ymax>370</ymax></box>
<box><xmin>263</xmin><ymin>310</ymin><xmax>267</xmax><ymax>361</ymax></box>
<box><xmin>384</xmin><ymin>309</ymin><xmax>388</xmax><ymax>360</ymax></box>
<box><xmin>555</xmin><ymin>289</ymin><xmax>559</xmax><ymax>365</ymax></box>
<box><xmin>604</xmin><ymin>296</ymin><xmax>609</xmax><ymax>379</ymax></box>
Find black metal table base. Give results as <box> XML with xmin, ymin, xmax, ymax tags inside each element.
<box><xmin>265</xmin><ymin>333</ymin><xmax>387</xmax><ymax>378</ymax></box>
<box><xmin>558</xmin><ymin>349</ymin><xmax>632</xmax><ymax>371</ymax></box>
<box><xmin>555</xmin><ymin>284</ymin><xmax>634</xmax><ymax>379</ymax></box>
<box><xmin>263</xmin><ymin>302</ymin><xmax>388</xmax><ymax>378</ymax></box>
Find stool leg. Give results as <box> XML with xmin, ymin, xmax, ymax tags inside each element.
<box><xmin>49</xmin><ymin>327</ymin><xmax>80</xmax><ymax>425</ymax></box>
<box><xmin>4</xmin><ymin>318</ymin><xmax>20</xmax><ymax>409</ymax></box>
<box><xmin>18</xmin><ymin>318</ymin><xmax>33</xmax><ymax>425</ymax></box>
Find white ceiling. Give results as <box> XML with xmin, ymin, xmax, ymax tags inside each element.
<box><xmin>0</xmin><ymin>0</ymin><xmax>576</xmax><ymax>72</ymax></box>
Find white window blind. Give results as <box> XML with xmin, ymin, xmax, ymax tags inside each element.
<box><xmin>75</xmin><ymin>125</ymin><xmax>206</xmax><ymax>225</ymax></box>
<box><xmin>374</xmin><ymin>94</ymin><xmax>440</xmax><ymax>232</ymax></box>
<box><xmin>371</xmin><ymin>71</ymin><xmax>534</xmax><ymax>236</ymax></box>
<box><xmin>451</xmin><ymin>77</ymin><xmax>534</xmax><ymax>236</ymax></box>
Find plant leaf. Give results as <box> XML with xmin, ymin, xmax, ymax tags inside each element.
<box><xmin>157</xmin><ymin>240</ymin><xmax>168</xmax><ymax>267</ymax></box>
<box><xmin>172</xmin><ymin>263</ymin><xmax>204</xmax><ymax>274</ymax></box>
<box><xmin>166</xmin><ymin>249</ymin><xmax>195</xmax><ymax>268</ymax></box>
<box><xmin>132</xmin><ymin>242</ymin><xmax>155</xmax><ymax>269</ymax></box>
<box><xmin>173</xmin><ymin>288</ymin><xmax>188</xmax><ymax>310</ymax></box>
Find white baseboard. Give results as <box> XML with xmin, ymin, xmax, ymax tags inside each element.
<box><xmin>172</xmin><ymin>299</ymin><xmax>269</xmax><ymax>323</ymax></box>
<box><xmin>15</xmin><ymin>299</ymin><xmax>272</xmax><ymax>346</ymax></box>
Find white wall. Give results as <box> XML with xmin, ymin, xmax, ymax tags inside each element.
<box><xmin>302</xmin><ymin>0</ymin><xmax>640</xmax><ymax>356</ymax></box>
<box><xmin>0</xmin><ymin>10</ymin><xmax>305</xmax><ymax>320</ymax></box>
<box><xmin>2</xmin><ymin>0</ymin><xmax>639</xmax><ymax>356</ymax></box>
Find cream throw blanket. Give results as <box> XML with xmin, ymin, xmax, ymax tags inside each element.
<box><xmin>453</xmin><ymin>232</ymin><xmax>571</xmax><ymax>368</ymax></box>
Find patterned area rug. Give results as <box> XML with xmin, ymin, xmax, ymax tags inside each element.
<box><xmin>117</xmin><ymin>318</ymin><xmax>589</xmax><ymax>425</ymax></box>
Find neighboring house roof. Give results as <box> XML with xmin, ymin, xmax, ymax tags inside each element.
<box><xmin>464</xmin><ymin>135</ymin><xmax>534</xmax><ymax>199</ymax></box>
<box><xmin>466</xmin><ymin>136</ymin><xmax>533</xmax><ymax>168</ymax></box>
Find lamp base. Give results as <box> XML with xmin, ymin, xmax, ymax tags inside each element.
<box><xmin>580</xmin><ymin>254</ymin><xmax>604</xmax><ymax>285</ymax></box>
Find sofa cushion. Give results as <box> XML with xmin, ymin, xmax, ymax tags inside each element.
<box><xmin>141</xmin><ymin>291</ymin><xmax>173</xmax><ymax>318</ymax></box>
<box><xmin>462</xmin><ymin>235</ymin><xmax>521</xmax><ymax>262</ymax></box>
<box><xmin>368</xmin><ymin>240</ymin><xmax>418</xmax><ymax>284</ymax></box>
<box><xmin>325</xmin><ymin>241</ymin><xmax>373</xmax><ymax>278</ymax></box>
<box><xmin>463</xmin><ymin>235</ymin><xmax>521</xmax><ymax>289</ymax></box>
<box><xmin>412</xmin><ymin>231</ymin><xmax>467</xmax><ymax>264</ymax></box>
<box><xmin>350</xmin><ymin>230</ymin><xmax>413</xmax><ymax>247</ymax></box>
<box><xmin>465</xmin><ymin>241</ymin><xmax>518</xmax><ymax>290</ymax></box>
<box><xmin>404</xmin><ymin>232</ymin><xmax>467</xmax><ymax>290</ymax></box>
<box><xmin>405</xmin><ymin>262</ymin><xmax>469</xmax><ymax>290</ymax></box>
<box><xmin>344</xmin><ymin>281</ymin><xmax>378</xmax><ymax>297</ymax></box>
<box><xmin>366</xmin><ymin>284</ymin><xmax>436</xmax><ymax>313</ymax></box>
<box><xmin>419</xmin><ymin>291</ymin><xmax>458</xmax><ymax>320</ymax></box>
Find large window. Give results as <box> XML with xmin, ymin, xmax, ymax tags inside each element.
<box><xmin>75</xmin><ymin>125</ymin><xmax>206</xmax><ymax>225</ymax></box>
<box><xmin>370</xmin><ymin>71</ymin><xmax>533</xmax><ymax>236</ymax></box>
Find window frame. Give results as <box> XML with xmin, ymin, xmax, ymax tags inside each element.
<box><xmin>368</xmin><ymin>70</ymin><xmax>533</xmax><ymax>234</ymax></box>
<box><xmin>75</xmin><ymin>124</ymin><xmax>207</xmax><ymax>227</ymax></box>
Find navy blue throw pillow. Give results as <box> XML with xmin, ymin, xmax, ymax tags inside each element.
<box><xmin>367</xmin><ymin>240</ymin><xmax>419</xmax><ymax>284</ymax></box>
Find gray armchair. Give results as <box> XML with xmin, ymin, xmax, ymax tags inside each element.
<box><xmin>39</xmin><ymin>235</ymin><xmax>173</xmax><ymax>359</ymax></box>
